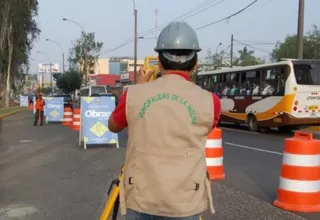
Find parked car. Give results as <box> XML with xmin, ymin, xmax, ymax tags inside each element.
<box><xmin>52</xmin><ymin>94</ymin><xmax>73</xmax><ymax>108</ymax></box>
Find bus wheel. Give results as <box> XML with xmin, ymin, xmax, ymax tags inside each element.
<box><xmin>247</xmin><ymin>115</ymin><xmax>260</xmax><ymax>132</ymax></box>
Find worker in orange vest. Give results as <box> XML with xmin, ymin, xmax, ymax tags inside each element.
<box><xmin>33</xmin><ymin>93</ymin><xmax>45</xmax><ymax>126</ymax></box>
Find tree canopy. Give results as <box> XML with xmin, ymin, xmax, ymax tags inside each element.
<box><xmin>68</xmin><ymin>32</ymin><xmax>103</xmax><ymax>85</ymax></box>
<box><xmin>233</xmin><ymin>46</ymin><xmax>264</xmax><ymax>66</ymax></box>
<box><xmin>0</xmin><ymin>0</ymin><xmax>40</xmax><ymax>107</ymax></box>
<box><xmin>271</xmin><ymin>25</ymin><xmax>320</xmax><ymax>61</ymax></box>
<box><xmin>55</xmin><ymin>70</ymin><xmax>82</xmax><ymax>94</ymax></box>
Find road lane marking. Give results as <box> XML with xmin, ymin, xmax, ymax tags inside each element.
<box><xmin>224</xmin><ymin>142</ymin><xmax>283</xmax><ymax>156</ymax></box>
<box><xmin>221</xmin><ymin>127</ymin><xmax>260</xmax><ymax>135</ymax></box>
<box><xmin>20</xmin><ymin>140</ymin><xmax>32</xmax><ymax>143</ymax></box>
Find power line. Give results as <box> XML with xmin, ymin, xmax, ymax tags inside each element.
<box><xmin>100</xmin><ymin>0</ymin><xmax>226</xmax><ymax>55</ymax></box>
<box><xmin>235</xmin><ymin>40</ymin><xmax>277</xmax><ymax>45</ymax></box>
<box><xmin>220</xmin><ymin>45</ymin><xmax>231</xmax><ymax>53</ymax></box>
<box><xmin>233</xmin><ymin>39</ymin><xmax>271</xmax><ymax>54</ymax></box>
<box><xmin>100</xmin><ymin>0</ymin><xmax>221</xmax><ymax>54</ymax></box>
<box><xmin>195</xmin><ymin>0</ymin><xmax>258</xmax><ymax>30</ymax></box>
<box><xmin>101</xmin><ymin>0</ymin><xmax>258</xmax><ymax>54</ymax></box>
<box><xmin>179</xmin><ymin>0</ymin><xmax>227</xmax><ymax>22</ymax></box>
<box><xmin>141</xmin><ymin>0</ymin><xmax>223</xmax><ymax>37</ymax></box>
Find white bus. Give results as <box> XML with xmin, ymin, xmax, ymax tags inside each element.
<box><xmin>196</xmin><ymin>59</ymin><xmax>320</xmax><ymax>132</ymax></box>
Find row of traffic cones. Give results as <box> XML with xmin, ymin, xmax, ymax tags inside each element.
<box><xmin>62</xmin><ymin>106</ymin><xmax>80</xmax><ymax>131</ymax></box>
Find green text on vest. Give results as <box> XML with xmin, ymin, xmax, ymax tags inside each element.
<box><xmin>138</xmin><ymin>93</ymin><xmax>197</xmax><ymax>124</ymax></box>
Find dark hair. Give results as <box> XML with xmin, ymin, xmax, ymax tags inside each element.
<box><xmin>158</xmin><ymin>50</ymin><xmax>197</xmax><ymax>71</ymax></box>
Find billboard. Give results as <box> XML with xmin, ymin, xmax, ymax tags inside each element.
<box><xmin>38</xmin><ymin>63</ymin><xmax>59</xmax><ymax>86</ymax></box>
<box><xmin>38</xmin><ymin>63</ymin><xmax>59</xmax><ymax>73</ymax></box>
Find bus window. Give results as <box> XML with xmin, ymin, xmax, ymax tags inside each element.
<box><xmin>220</xmin><ymin>74</ymin><xmax>229</xmax><ymax>95</ymax></box>
<box><xmin>228</xmin><ymin>72</ymin><xmax>241</xmax><ymax>95</ymax></box>
<box><xmin>294</xmin><ymin>63</ymin><xmax>320</xmax><ymax>85</ymax></box>
<box><xmin>262</xmin><ymin>66</ymin><xmax>286</xmax><ymax>96</ymax></box>
<box><xmin>243</xmin><ymin>70</ymin><xmax>260</xmax><ymax>95</ymax></box>
<box><xmin>210</xmin><ymin>75</ymin><xmax>220</xmax><ymax>94</ymax></box>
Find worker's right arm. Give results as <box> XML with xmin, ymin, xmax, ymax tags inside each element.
<box><xmin>212</xmin><ymin>93</ymin><xmax>221</xmax><ymax>128</ymax></box>
<box><xmin>108</xmin><ymin>91</ymin><xmax>128</xmax><ymax>133</ymax></box>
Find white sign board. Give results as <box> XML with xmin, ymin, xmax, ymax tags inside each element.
<box><xmin>120</xmin><ymin>73</ymin><xmax>130</xmax><ymax>81</ymax></box>
<box><xmin>38</xmin><ymin>63</ymin><xmax>60</xmax><ymax>73</ymax></box>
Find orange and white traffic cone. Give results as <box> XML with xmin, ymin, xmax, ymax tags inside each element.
<box><xmin>205</xmin><ymin>127</ymin><xmax>225</xmax><ymax>180</ymax></box>
<box><xmin>72</xmin><ymin>108</ymin><xmax>80</xmax><ymax>131</ymax></box>
<box><xmin>273</xmin><ymin>131</ymin><xmax>320</xmax><ymax>212</ymax></box>
<box><xmin>62</xmin><ymin>107</ymin><xmax>73</xmax><ymax>126</ymax></box>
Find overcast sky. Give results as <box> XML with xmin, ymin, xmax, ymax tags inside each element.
<box><xmin>29</xmin><ymin>0</ymin><xmax>319</xmax><ymax>73</ymax></box>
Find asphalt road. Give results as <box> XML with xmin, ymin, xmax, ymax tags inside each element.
<box><xmin>0</xmin><ymin>110</ymin><xmax>319</xmax><ymax>220</ymax></box>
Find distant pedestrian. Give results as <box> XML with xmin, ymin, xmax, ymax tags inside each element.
<box><xmin>34</xmin><ymin>93</ymin><xmax>45</xmax><ymax>126</ymax></box>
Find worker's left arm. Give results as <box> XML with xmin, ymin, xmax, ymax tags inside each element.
<box><xmin>108</xmin><ymin>91</ymin><xmax>128</xmax><ymax>133</ymax></box>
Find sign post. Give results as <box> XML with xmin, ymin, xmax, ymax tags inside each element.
<box><xmin>44</xmin><ymin>97</ymin><xmax>64</xmax><ymax>123</ymax></box>
<box><xmin>79</xmin><ymin>95</ymin><xmax>119</xmax><ymax>149</ymax></box>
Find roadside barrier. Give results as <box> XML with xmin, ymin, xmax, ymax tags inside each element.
<box><xmin>72</xmin><ymin>108</ymin><xmax>80</xmax><ymax>131</ymax></box>
<box><xmin>205</xmin><ymin>127</ymin><xmax>225</xmax><ymax>180</ymax></box>
<box><xmin>62</xmin><ymin>107</ymin><xmax>73</xmax><ymax>126</ymax></box>
<box><xmin>79</xmin><ymin>96</ymin><xmax>119</xmax><ymax>149</ymax></box>
<box><xmin>274</xmin><ymin>131</ymin><xmax>320</xmax><ymax>212</ymax></box>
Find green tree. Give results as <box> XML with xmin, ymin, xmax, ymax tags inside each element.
<box><xmin>233</xmin><ymin>46</ymin><xmax>262</xmax><ymax>66</ymax></box>
<box><xmin>271</xmin><ymin>25</ymin><xmax>320</xmax><ymax>61</ymax></box>
<box><xmin>53</xmin><ymin>72</ymin><xmax>62</xmax><ymax>81</ymax></box>
<box><xmin>0</xmin><ymin>0</ymin><xmax>40</xmax><ymax>107</ymax></box>
<box><xmin>56</xmin><ymin>70</ymin><xmax>82</xmax><ymax>94</ymax></box>
<box><xmin>69</xmin><ymin>32</ymin><xmax>103</xmax><ymax>85</ymax></box>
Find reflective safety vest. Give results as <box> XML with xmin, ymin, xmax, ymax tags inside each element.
<box><xmin>119</xmin><ymin>73</ymin><xmax>215</xmax><ymax>217</ymax></box>
<box><xmin>35</xmin><ymin>98</ymin><xmax>45</xmax><ymax>111</ymax></box>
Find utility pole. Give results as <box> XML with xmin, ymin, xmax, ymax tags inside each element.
<box><xmin>230</xmin><ymin>34</ymin><xmax>234</xmax><ymax>68</ymax></box>
<box><xmin>297</xmin><ymin>0</ymin><xmax>305</xmax><ymax>59</ymax></box>
<box><xmin>134</xmin><ymin>9</ymin><xmax>138</xmax><ymax>84</ymax></box>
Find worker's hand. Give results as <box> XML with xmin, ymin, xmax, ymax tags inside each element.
<box><xmin>137</xmin><ymin>66</ymin><xmax>154</xmax><ymax>84</ymax></box>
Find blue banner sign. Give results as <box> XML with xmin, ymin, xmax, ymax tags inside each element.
<box><xmin>79</xmin><ymin>96</ymin><xmax>119</xmax><ymax>149</ymax></box>
<box><xmin>19</xmin><ymin>95</ymin><xmax>28</xmax><ymax>107</ymax></box>
<box><xmin>44</xmin><ymin>97</ymin><xmax>64</xmax><ymax>123</ymax></box>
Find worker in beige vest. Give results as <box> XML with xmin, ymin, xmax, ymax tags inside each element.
<box><xmin>108</xmin><ymin>21</ymin><xmax>221</xmax><ymax>220</ymax></box>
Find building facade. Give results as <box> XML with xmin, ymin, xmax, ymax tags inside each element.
<box><xmin>94</xmin><ymin>58</ymin><xmax>109</xmax><ymax>74</ymax></box>
<box><xmin>83</xmin><ymin>57</ymin><xmax>145</xmax><ymax>75</ymax></box>
<box><xmin>127</xmin><ymin>59</ymin><xmax>144</xmax><ymax>72</ymax></box>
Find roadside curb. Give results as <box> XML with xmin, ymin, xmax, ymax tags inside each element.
<box><xmin>0</xmin><ymin>109</ymin><xmax>22</xmax><ymax>119</ymax></box>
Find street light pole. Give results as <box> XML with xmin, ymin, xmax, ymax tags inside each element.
<box><xmin>296</xmin><ymin>0</ymin><xmax>305</xmax><ymax>59</ymax></box>
<box><xmin>63</xmin><ymin>18</ymin><xmax>88</xmax><ymax>85</ymax></box>
<box><xmin>46</xmin><ymin>38</ymin><xmax>65</xmax><ymax>73</ymax></box>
